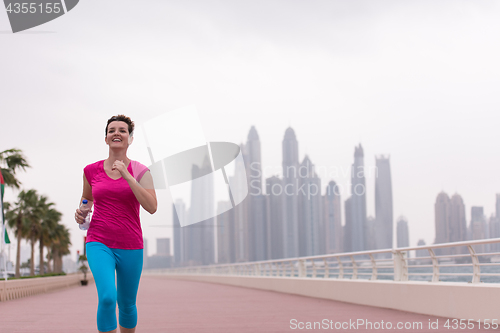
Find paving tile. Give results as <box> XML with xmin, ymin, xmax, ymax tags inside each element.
<box><xmin>0</xmin><ymin>276</ymin><xmax>494</xmax><ymax>332</ymax></box>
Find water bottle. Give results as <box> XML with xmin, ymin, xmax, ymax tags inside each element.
<box><xmin>79</xmin><ymin>199</ymin><xmax>91</xmax><ymax>231</ymax></box>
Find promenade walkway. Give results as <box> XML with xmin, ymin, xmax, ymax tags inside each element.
<box><xmin>0</xmin><ymin>276</ymin><xmax>493</xmax><ymax>332</ymax></box>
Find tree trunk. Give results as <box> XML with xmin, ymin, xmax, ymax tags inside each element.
<box><xmin>30</xmin><ymin>237</ymin><xmax>35</xmax><ymax>276</ymax></box>
<box><xmin>46</xmin><ymin>248</ymin><xmax>52</xmax><ymax>273</ymax></box>
<box><xmin>15</xmin><ymin>228</ymin><xmax>21</xmax><ymax>278</ymax></box>
<box><xmin>39</xmin><ymin>238</ymin><xmax>44</xmax><ymax>275</ymax></box>
<box><xmin>47</xmin><ymin>247</ymin><xmax>54</xmax><ymax>273</ymax></box>
<box><xmin>53</xmin><ymin>249</ymin><xmax>60</xmax><ymax>273</ymax></box>
<box><xmin>57</xmin><ymin>255</ymin><xmax>63</xmax><ymax>273</ymax></box>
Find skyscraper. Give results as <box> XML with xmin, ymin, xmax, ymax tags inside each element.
<box><xmin>282</xmin><ymin>127</ymin><xmax>300</xmax><ymax>258</ymax></box>
<box><xmin>450</xmin><ymin>193</ymin><xmax>467</xmax><ymax>254</ymax></box>
<box><xmin>323</xmin><ymin>181</ymin><xmax>342</xmax><ymax>254</ymax></box>
<box><xmin>449</xmin><ymin>194</ymin><xmax>467</xmax><ymax>242</ymax></box>
<box><xmin>471</xmin><ymin>206</ymin><xmax>488</xmax><ymax>253</ymax></box>
<box><xmin>298</xmin><ymin>155</ymin><xmax>322</xmax><ymax>256</ymax></box>
<box><xmin>216</xmin><ymin>201</ymin><xmax>234</xmax><ymax>263</ymax></box>
<box><xmin>344</xmin><ymin>196</ymin><xmax>352</xmax><ymax>253</ymax></box>
<box><xmin>157</xmin><ymin>238</ymin><xmax>170</xmax><ymax>256</ymax></box>
<box><xmin>183</xmin><ymin>154</ymin><xmax>215</xmax><ymax>265</ymax></box>
<box><xmin>374</xmin><ymin>155</ymin><xmax>393</xmax><ymax>250</ymax></box>
<box><xmin>349</xmin><ymin>144</ymin><xmax>367</xmax><ymax>252</ymax></box>
<box><xmin>416</xmin><ymin>239</ymin><xmax>428</xmax><ymax>258</ymax></box>
<box><xmin>497</xmin><ymin>194</ymin><xmax>500</xmax><ymax>219</ymax></box>
<box><xmin>489</xmin><ymin>214</ymin><xmax>499</xmax><ymax>252</ymax></box>
<box><xmin>246</xmin><ymin>126</ymin><xmax>267</xmax><ymax>261</ymax></box>
<box><xmin>173</xmin><ymin>199</ymin><xmax>186</xmax><ymax>265</ymax></box>
<box><xmin>247</xmin><ymin>126</ymin><xmax>262</xmax><ymax>193</ymax></box>
<box><xmin>493</xmin><ymin>194</ymin><xmax>500</xmax><ymax>252</ymax></box>
<box><xmin>231</xmin><ymin>143</ymin><xmax>250</xmax><ymax>262</ymax></box>
<box><xmin>366</xmin><ymin>216</ymin><xmax>376</xmax><ymax>251</ymax></box>
<box><xmin>434</xmin><ymin>192</ymin><xmax>451</xmax><ymax>255</ymax></box>
<box><xmin>266</xmin><ymin>176</ymin><xmax>284</xmax><ymax>259</ymax></box>
<box><xmin>396</xmin><ymin>216</ymin><xmax>409</xmax><ymax>248</ymax></box>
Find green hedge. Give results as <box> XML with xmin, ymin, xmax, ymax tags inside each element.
<box><xmin>1</xmin><ymin>272</ymin><xmax>67</xmax><ymax>280</ymax></box>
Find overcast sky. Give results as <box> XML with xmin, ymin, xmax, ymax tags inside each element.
<box><xmin>1</xmin><ymin>0</ymin><xmax>500</xmax><ymax>261</ymax></box>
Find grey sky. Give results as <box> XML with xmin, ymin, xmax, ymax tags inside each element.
<box><xmin>1</xmin><ymin>0</ymin><xmax>500</xmax><ymax>260</ymax></box>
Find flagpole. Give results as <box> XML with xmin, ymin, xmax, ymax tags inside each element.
<box><xmin>0</xmin><ymin>170</ymin><xmax>7</xmax><ymax>281</ymax></box>
<box><xmin>1</xmin><ymin>195</ymin><xmax>7</xmax><ymax>280</ymax></box>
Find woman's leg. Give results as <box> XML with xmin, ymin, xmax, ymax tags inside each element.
<box><xmin>86</xmin><ymin>242</ymin><xmax>118</xmax><ymax>333</ymax></box>
<box><xmin>114</xmin><ymin>248</ymin><xmax>143</xmax><ymax>332</ymax></box>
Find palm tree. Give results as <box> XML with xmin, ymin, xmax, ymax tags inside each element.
<box><xmin>38</xmin><ymin>204</ymin><xmax>61</xmax><ymax>275</ymax></box>
<box><xmin>4</xmin><ymin>189</ymin><xmax>38</xmax><ymax>278</ymax></box>
<box><xmin>50</xmin><ymin>224</ymin><xmax>71</xmax><ymax>273</ymax></box>
<box><xmin>0</xmin><ymin>148</ymin><xmax>30</xmax><ymax>189</ymax></box>
<box><xmin>24</xmin><ymin>194</ymin><xmax>47</xmax><ymax>276</ymax></box>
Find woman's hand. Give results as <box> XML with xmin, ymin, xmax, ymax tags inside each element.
<box><xmin>75</xmin><ymin>207</ymin><xmax>92</xmax><ymax>225</ymax></box>
<box><xmin>112</xmin><ymin>160</ymin><xmax>133</xmax><ymax>181</ymax></box>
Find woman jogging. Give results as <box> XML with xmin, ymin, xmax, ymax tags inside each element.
<box><xmin>75</xmin><ymin>115</ymin><xmax>157</xmax><ymax>333</ymax></box>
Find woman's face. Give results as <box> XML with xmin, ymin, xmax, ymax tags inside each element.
<box><xmin>105</xmin><ymin>121</ymin><xmax>133</xmax><ymax>147</ymax></box>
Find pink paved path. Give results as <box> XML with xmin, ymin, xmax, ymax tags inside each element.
<box><xmin>0</xmin><ymin>276</ymin><xmax>494</xmax><ymax>332</ymax></box>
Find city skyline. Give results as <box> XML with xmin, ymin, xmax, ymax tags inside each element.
<box><xmin>171</xmin><ymin>123</ymin><xmax>500</xmax><ymax>265</ymax></box>
<box><xmin>173</xmin><ymin>120</ymin><xmax>500</xmax><ymax>263</ymax></box>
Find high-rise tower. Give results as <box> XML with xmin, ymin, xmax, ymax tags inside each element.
<box><xmin>216</xmin><ymin>201</ymin><xmax>234</xmax><ymax>263</ymax></box>
<box><xmin>282</xmin><ymin>127</ymin><xmax>299</xmax><ymax>258</ymax></box>
<box><xmin>435</xmin><ymin>192</ymin><xmax>451</xmax><ymax>255</ymax></box>
<box><xmin>323</xmin><ymin>181</ymin><xmax>342</xmax><ymax>254</ymax></box>
<box><xmin>266</xmin><ymin>176</ymin><xmax>284</xmax><ymax>259</ymax></box>
<box><xmin>349</xmin><ymin>144</ymin><xmax>367</xmax><ymax>252</ymax></box>
<box><xmin>374</xmin><ymin>155</ymin><xmax>393</xmax><ymax>250</ymax></box>
<box><xmin>471</xmin><ymin>206</ymin><xmax>488</xmax><ymax>253</ymax></box>
<box><xmin>246</xmin><ymin>126</ymin><xmax>267</xmax><ymax>261</ymax></box>
<box><xmin>231</xmin><ymin>143</ymin><xmax>249</xmax><ymax>262</ymax></box>
<box><xmin>450</xmin><ymin>193</ymin><xmax>466</xmax><ymax>242</ymax></box>
<box><xmin>344</xmin><ymin>196</ymin><xmax>352</xmax><ymax>252</ymax></box>
<box><xmin>184</xmin><ymin>155</ymin><xmax>215</xmax><ymax>265</ymax></box>
<box><xmin>297</xmin><ymin>155</ymin><xmax>322</xmax><ymax>256</ymax></box>
<box><xmin>435</xmin><ymin>192</ymin><xmax>451</xmax><ymax>249</ymax></box>
<box><xmin>396</xmin><ymin>216</ymin><xmax>409</xmax><ymax>248</ymax></box>
<box><xmin>173</xmin><ymin>199</ymin><xmax>186</xmax><ymax>265</ymax></box>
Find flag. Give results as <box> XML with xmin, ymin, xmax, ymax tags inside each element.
<box><xmin>0</xmin><ymin>169</ymin><xmax>10</xmax><ymax>244</ymax></box>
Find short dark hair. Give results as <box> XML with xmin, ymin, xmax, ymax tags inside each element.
<box><xmin>105</xmin><ymin>115</ymin><xmax>134</xmax><ymax>136</ymax></box>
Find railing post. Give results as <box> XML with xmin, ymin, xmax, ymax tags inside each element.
<box><xmin>311</xmin><ymin>260</ymin><xmax>317</xmax><ymax>278</ymax></box>
<box><xmin>323</xmin><ymin>258</ymin><xmax>329</xmax><ymax>279</ymax></box>
<box><xmin>255</xmin><ymin>263</ymin><xmax>261</xmax><ymax>276</ymax></box>
<box><xmin>337</xmin><ymin>257</ymin><xmax>344</xmax><ymax>279</ymax></box>
<box><xmin>393</xmin><ymin>250</ymin><xmax>408</xmax><ymax>281</ymax></box>
<box><xmin>428</xmin><ymin>249</ymin><xmax>439</xmax><ymax>282</ymax></box>
<box><xmin>467</xmin><ymin>245</ymin><xmax>480</xmax><ymax>284</ymax></box>
<box><xmin>350</xmin><ymin>256</ymin><xmax>357</xmax><ymax>280</ymax></box>
<box><xmin>298</xmin><ymin>259</ymin><xmax>306</xmax><ymax>278</ymax></box>
<box><xmin>290</xmin><ymin>261</ymin><xmax>295</xmax><ymax>277</ymax></box>
<box><xmin>369</xmin><ymin>254</ymin><xmax>377</xmax><ymax>280</ymax></box>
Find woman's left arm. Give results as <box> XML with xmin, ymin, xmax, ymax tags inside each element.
<box><xmin>113</xmin><ymin>160</ymin><xmax>157</xmax><ymax>214</ymax></box>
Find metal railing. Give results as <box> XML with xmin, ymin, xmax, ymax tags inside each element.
<box><xmin>147</xmin><ymin>238</ymin><xmax>500</xmax><ymax>284</ymax></box>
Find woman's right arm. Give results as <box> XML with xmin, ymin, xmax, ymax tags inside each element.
<box><xmin>75</xmin><ymin>174</ymin><xmax>94</xmax><ymax>225</ymax></box>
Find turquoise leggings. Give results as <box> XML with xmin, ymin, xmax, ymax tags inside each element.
<box><xmin>86</xmin><ymin>242</ymin><xmax>143</xmax><ymax>332</ymax></box>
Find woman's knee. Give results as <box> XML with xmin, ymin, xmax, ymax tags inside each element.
<box><xmin>100</xmin><ymin>293</ymin><xmax>117</xmax><ymax>308</ymax></box>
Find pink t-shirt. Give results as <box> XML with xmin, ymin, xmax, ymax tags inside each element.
<box><xmin>84</xmin><ymin>160</ymin><xmax>149</xmax><ymax>249</ymax></box>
